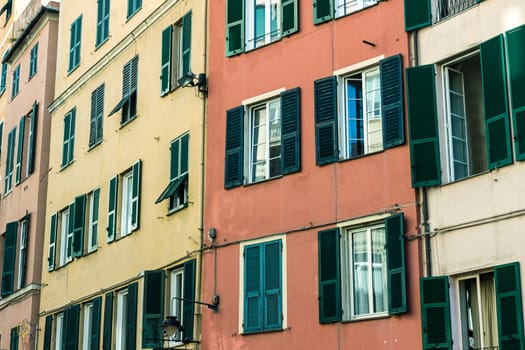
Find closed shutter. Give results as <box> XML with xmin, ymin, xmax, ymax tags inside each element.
<box><xmin>224</xmin><ymin>106</ymin><xmax>244</xmax><ymax>188</ymax></box>
<box><xmin>318</xmin><ymin>228</ymin><xmax>341</xmax><ymax>323</ymax></box>
<box><xmin>183</xmin><ymin>259</ymin><xmax>196</xmax><ymax>341</ymax></box>
<box><xmin>1</xmin><ymin>221</ymin><xmax>17</xmax><ymax>296</ymax></box>
<box><xmin>420</xmin><ymin>276</ymin><xmax>452</xmax><ymax>350</ymax></box>
<box><xmin>90</xmin><ymin>85</ymin><xmax>104</xmax><ymax>146</ymax></box>
<box><xmin>61</xmin><ymin>307</ymin><xmax>68</xmax><ymax>350</ymax></box>
<box><xmin>495</xmin><ymin>262</ymin><xmax>525</xmax><ymax>350</ymax></box>
<box><xmin>506</xmin><ymin>25</ymin><xmax>525</xmax><ymax>160</ymax></box>
<box><xmin>131</xmin><ymin>160</ymin><xmax>141</xmax><ymax>230</ymax></box>
<box><xmin>481</xmin><ymin>34</ymin><xmax>512</xmax><ymax>169</ymax></box>
<box><xmin>313</xmin><ymin>0</ymin><xmax>333</xmax><ymax>24</ymax></box>
<box><xmin>226</xmin><ymin>0</ymin><xmax>244</xmax><ymax>56</ymax></box>
<box><xmin>264</xmin><ymin>241</ymin><xmax>282</xmax><ymax>330</ymax></box>
<box><xmin>142</xmin><ymin>270</ymin><xmax>165</xmax><ymax>347</ymax></box>
<box><xmin>102</xmin><ymin>292</ymin><xmax>113</xmax><ymax>350</ymax></box>
<box><xmin>72</xmin><ymin>194</ymin><xmax>86</xmax><ymax>257</ymax></box>
<box><xmin>244</xmin><ymin>244</ymin><xmax>262</xmax><ymax>332</ymax></box>
<box><xmin>90</xmin><ymin>297</ymin><xmax>102</xmax><ymax>350</ymax></box>
<box><xmin>281</xmin><ymin>0</ymin><xmax>298</xmax><ymax>36</ymax></box>
<box><xmin>43</xmin><ymin>315</ymin><xmax>53</xmax><ymax>350</ymax></box>
<box><xmin>126</xmin><ymin>283</ymin><xmax>137</xmax><ymax>350</ymax></box>
<box><xmin>27</xmin><ymin>102</ymin><xmax>38</xmax><ymax>174</ymax></box>
<box><xmin>406</xmin><ymin>65</ymin><xmax>441</xmax><ymax>187</ymax></box>
<box><xmin>15</xmin><ymin>116</ymin><xmax>25</xmax><ymax>184</ymax></box>
<box><xmin>181</xmin><ymin>12</ymin><xmax>192</xmax><ymax>76</ymax></box>
<box><xmin>48</xmin><ymin>213</ymin><xmax>57</xmax><ymax>271</ymax></box>
<box><xmin>62</xmin><ymin>113</ymin><xmax>70</xmax><ymax>167</ymax></box>
<box><xmin>385</xmin><ymin>213</ymin><xmax>407</xmax><ymax>314</ymax></box>
<box><xmin>66</xmin><ymin>304</ymin><xmax>80</xmax><ymax>350</ymax></box>
<box><xmin>280</xmin><ymin>87</ymin><xmax>301</xmax><ymax>175</ymax></box>
<box><xmin>10</xmin><ymin>327</ymin><xmax>18</xmax><ymax>350</ymax></box>
<box><xmin>314</xmin><ymin>76</ymin><xmax>338</xmax><ymax>165</ymax></box>
<box><xmin>96</xmin><ymin>0</ymin><xmax>109</xmax><ymax>46</ymax></box>
<box><xmin>380</xmin><ymin>55</ymin><xmax>405</xmax><ymax>149</ymax></box>
<box><xmin>107</xmin><ymin>175</ymin><xmax>117</xmax><ymax>242</ymax></box>
<box><xmin>404</xmin><ymin>0</ymin><xmax>431</xmax><ymax>31</ymax></box>
<box><xmin>160</xmin><ymin>25</ymin><xmax>172</xmax><ymax>95</ymax></box>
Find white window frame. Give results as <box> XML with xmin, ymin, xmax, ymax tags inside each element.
<box><xmin>17</xmin><ymin>218</ymin><xmax>28</xmax><ymax>289</ymax></box>
<box><xmin>245</xmin><ymin>0</ymin><xmax>282</xmax><ymax>51</ymax></box>
<box><xmin>335</xmin><ymin>0</ymin><xmax>378</xmax><ymax>18</ymax></box>
<box><xmin>120</xmin><ymin>171</ymin><xmax>133</xmax><ymax>237</ymax></box>
<box><xmin>169</xmin><ymin>268</ymin><xmax>184</xmax><ymax>346</ymax></box>
<box><xmin>87</xmin><ymin>190</ymin><xmax>99</xmax><ymax>253</ymax></box>
<box><xmin>115</xmin><ymin>289</ymin><xmax>128</xmax><ymax>350</ymax></box>
<box><xmin>59</xmin><ymin>207</ymin><xmax>72</xmax><ymax>267</ymax></box>
<box><xmin>55</xmin><ymin>313</ymin><xmax>64</xmax><ymax>350</ymax></box>
<box><xmin>168</xmin><ymin>134</ymin><xmax>189</xmax><ymax>213</ymax></box>
<box><xmin>82</xmin><ymin>302</ymin><xmax>94</xmax><ymax>350</ymax></box>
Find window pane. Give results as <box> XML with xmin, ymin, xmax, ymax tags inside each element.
<box><xmin>371</xmin><ymin>227</ymin><xmax>386</xmax><ymax>313</ymax></box>
<box><xmin>346</xmin><ymin>76</ymin><xmax>364</xmax><ymax>157</ymax></box>
<box><xmin>252</xmin><ymin>106</ymin><xmax>267</xmax><ymax>182</ymax></box>
<box><xmin>352</xmin><ymin>230</ymin><xmax>369</xmax><ymax>315</ymax></box>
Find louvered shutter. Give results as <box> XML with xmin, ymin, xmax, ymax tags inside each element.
<box><xmin>181</xmin><ymin>12</ymin><xmax>192</xmax><ymax>76</ymax></box>
<box><xmin>404</xmin><ymin>0</ymin><xmax>431</xmax><ymax>31</ymax></box>
<box><xmin>48</xmin><ymin>213</ymin><xmax>57</xmax><ymax>270</ymax></box>
<box><xmin>1</xmin><ymin>221</ymin><xmax>17</xmax><ymax>296</ymax></box>
<box><xmin>131</xmin><ymin>160</ymin><xmax>141</xmax><ymax>230</ymax></box>
<box><xmin>318</xmin><ymin>228</ymin><xmax>341</xmax><ymax>323</ymax></box>
<box><xmin>160</xmin><ymin>25</ymin><xmax>172</xmax><ymax>95</ymax></box>
<box><xmin>420</xmin><ymin>277</ymin><xmax>452</xmax><ymax>350</ymax></box>
<box><xmin>90</xmin><ymin>297</ymin><xmax>102</xmax><ymax>350</ymax></box>
<box><xmin>142</xmin><ymin>270</ymin><xmax>165</xmax><ymax>347</ymax></box>
<box><xmin>313</xmin><ymin>0</ymin><xmax>333</xmax><ymax>24</ymax></box>
<box><xmin>107</xmin><ymin>176</ymin><xmax>117</xmax><ymax>242</ymax></box>
<box><xmin>66</xmin><ymin>304</ymin><xmax>80</xmax><ymax>350</ymax></box>
<box><xmin>102</xmin><ymin>292</ymin><xmax>113</xmax><ymax>350</ymax></box>
<box><xmin>314</xmin><ymin>76</ymin><xmax>338</xmax><ymax>165</ymax></box>
<box><xmin>27</xmin><ymin>102</ymin><xmax>38</xmax><ymax>174</ymax></box>
<box><xmin>244</xmin><ymin>244</ymin><xmax>262</xmax><ymax>332</ymax></box>
<box><xmin>126</xmin><ymin>283</ymin><xmax>137</xmax><ymax>350</ymax></box>
<box><xmin>264</xmin><ymin>241</ymin><xmax>282</xmax><ymax>330</ymax></box>
<box><xmin>380</xmin><ymin>55</ymin><xmax>405</xmax><ymax>148</ymax></box>
<box><xmin>226</xmin><ymin>0</ymin><xmax>244</xmax><ymax>56</ymax></box>
<box><xmin>43</xmin><ymin>315</ymin><xmax>52</xmax><ymax>350</ymax></box>
<box><xmin>281</xmin><ymin>0</ymin><xmax>298</xmax><ymax>36</ymax></box>
<box><xmin>385</xmin><ymin>213</ymin><xmax>407</xmax><ymax>314</ymax></box>
<box><xmin>280</xmin><ymin>88</ymin><xmax>301</xmax><ymax>174</ymax></box>
<box><xmin>183</xmin><ymin>259</ymin><xmax>196</xmax><ymax>341</ymax></box>
<box><xmin>15</xmin><ymin>116</ymin><xmax>25</xmax><ymax>184</ymax></box>
<box><xmin>72</xmin><ymin>194</ymin><xmax>86</xmax><ymax>257</ymax></box>
<box><xmin>224</xmin><ymin>106</ymin><xmax>244</xmax><ymax>188</ymax></box>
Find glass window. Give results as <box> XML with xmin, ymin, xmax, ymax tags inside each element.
<box><xmin>120</xmin><ymin>170</ymin><xmax>133</xmax><ymax>236</ymax></box>
<box><xmin>87</xmin><ymin>189</ymin><xmax>99</xmax><ymax>252</ymax></box>
<box><xmin>55</xmin><ymin>313</ymin><xmax>64</xmax><ymax>350</ymax></box>
<box><xmin>335</xmin><ymin>0</ymin><xmax>378</xmax><ymax>18</ymax></box>
<box><xmin>246</xmin><ymin>0</ymin><xmax>281</xmax><ymax>50</ymax></box>
<box><xmin>82</xmin><ymin>303</ymin><xmax>94</xmax><ymax>350</ymax></box>
<box><xmin>17</xmin><ymin>218</ymin><xmax>28</xmax><ymax>289</ymax></box>
<box><xmin>11</xmin><ymin>64</ymin><xmax>19</xmax><ymax>99</ymax></box>
<box><xmin>115</xmin><ymin>289</ymin><xmax>128</xmax><ymax>350</ymax></box>
<box><xmin>59</xmin><ymin>207</ymin><xmax>72</xmax><ymax>266</ymax></box>
<box><xmin>29</xmin><ymin>43</ymin><xmax>38</xmax><ymax>78</ymax></box>
<box><xmin>169</xmin><ymin>268</ymin><xmax>184</xmax><ymax>345</ymax></box>
<box><xmin>69</xmin><ymin>16</ymin><xmax>82</xmax><ymax>72</ymax></box>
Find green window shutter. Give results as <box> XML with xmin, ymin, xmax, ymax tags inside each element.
<box><xmin>281</xmin><ymin>0</ymin><xmax>298</xmax><ymax>36</ymax></box>
<box><xmin>225</xmin><ymin>0</ymin><xmax>244</xmax><ymax>56</ymax></box>
<box><xmin>48</xmin><ymin>213</ymin><xmax>57</xmax><ymax>271</ymax></box>
<box><xmin>69</xmin><ymin>17</ymin><xmax>82</xmax><ymax>72</ymax></box>
<box><xmin>90</xmin><ymin>85</ymin><xmax>104</xmax><ymax>146</ymax></box>
<box><xmin>43</xmin><ymin>315</ymin><xmax>53</xmax><ymax>350</ymax></box>
<box><xmin>10</xmin><ymin>327</ymin><xmax>18</xmax><ymax>350</ymax></box>
<box><xmin>4</xmin><ymin>128</ymin><xmax>15</xmax><ymax>193</ymax></box>
<box><xmin>385</xmin><ymin>213</ymin><xmax>407</xmax><ymax>314</ymax></box>
<box><xmin>96</xmin><ymin>0</ymin><xmax>110</xmax><ymax>46</ymax></box>
<box><xmin>90</xmin><ymin>296</ymin><xmax>102</xmax><ymax>350</ymax></box>
<box><xmin>142</xmin><ymin>270</ymin><xmax>165</xmax><ymax>347</ymax></box>
<box><xmin>314</xmin><ymin>76</ymin><xmax>338</xmax><ymax>165</ymax></box>
<box><xmin>313</xmin><ymin>0</ymin><xmax>333</xmax><ymax>24</ymax></box>
<box><xmin>183</xmin><ymin>259</ymin><xmax>196</xmax><ymax>341</ymax></box>
<box><xmin>160</xmin><ymin>25</ymin><xmax>172</xmax><ymax>95</ymax></box>
<box><xmin>318</xmin><ymin>228</ymin><xmax>341</xmax><ymax>323</ymax></box>
<box><xmin>170</xmin><ymin>137</ymin><xmax>180</xmax><ymax>180</ymax></box>
<box><xmin>102</xmin><ymin>292</ymin><xmax>113</xmax><ymax>350</ymax></box>
<box><xmin>15</xmin><ymin>116</ymin><xmax>25</xmax><ymax>184</ymax></box>
<box><xmin>126</xmin><ymin>283</ymin><xmax>138</xmax><ymax>350</ymax></box>
<box><xmin>66</xmin><ymin>304</ymin><xmax>80</xmax><ymax>350</ymax></box>
<box><xmin>27</xmin><ymin>102</ymin><xmax>38</xmax><ymax>175</ymax></box>
<box><xmin>1</xmin><ymin>221</ymin><xmax>17</xmax><ymax>296</ymax></box>
<box><xmin>406</xmin><ymin>65</ymin><xmax>441</xmax><ymax>187</ymax></box>
<box><xmin>380</xmin><ymin>55</ymin><xmax>405</xmax><ymax>149</ymax></box>
<box><xmin>180</xmin><ymin>133</ymin><xmax>189</xmax><ymax>175</ymax></box>
<box><xmin>131</xmin><ymin>159</ymin><xmax>141</xmax><ymax>231</ymax></box>
<box><xmin>224</xmin><ymin>106</ymin><xmax>244</xmax><ymax>188</ymax></box>
<box><xmin>506</xmin><ymin>25</ymin><xmax>525</xmax><ymax>160</ymax></box>
<box><xmin>263</xmin><ymin>241</ymin><xmax>282</xmax><ymax>330</ymax></box>
<box><xmin>404</xmin><ymin>0</ymin><xmax>431</xmax><ymax>31</ymax></box>
<box><xmin>107</xmin><ymin>175</ymin><xmax>117</xmax><ymax>242</ymax></box>
<box><xmin>481</xmin><ymin>34</ymin><xmax>512</xmax><ymax>169</ymax></box>
<box><xmin>495</xmin><ymin>262</ymin><xmax>525</xmax><ymax>350</ymax></box>
<box><xmin>62</xmin><ymin>113</ymin><xmax>70</xmax><ymax>167</ymax></box>
<box><xmin>72</xmin><ymin>194</ymin><xmax>86</xmax><ymax>257</ymax></box>
<box><xmin>92</xmin><ymin>188</ymin><xmax>100</xmax><ymax>247</ymax></box>
<box><xmin>181</xmin><ymin>11</ymin><xmax>192</xmax><ymax>76</ymax></box>
<box><xmin>280</xmin><ymin>87</ymin><xmax>301</xmax><ymax>175</ymax></box>
<box><xmin>420</xmin><ymin>276</ymin><xmax>452</xmax><ymax>350</ymax></box>
<box><xmin>62</xmin><ymin>307</ymin><xmax>69</xmax><ymax>350</ymax></box>
<box><xmin>244</xmin><ymin>244</ymin><xmax>262</xmax><ymax>332</ymax></box>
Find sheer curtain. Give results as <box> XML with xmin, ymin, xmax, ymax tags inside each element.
<box><xmin>481</xmin><ymin>273</ymin><xmax>498</xmax><ymax>348</ymax></box>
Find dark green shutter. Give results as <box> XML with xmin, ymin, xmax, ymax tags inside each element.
<box><xmin>318</xmin><ymin>228</ymin><xmax>341</xmax><ymax>323</ymax></box>
<box><xmin>506</xmin><ymin>25</ymin><xmax>525</xmax><ymax>160</ymax></box>
<box><xmin>404</xmin><ymin>0</ymin><xmax>431</xmax><ymax>31</ymax></box>
<box><xmin>66</xmin><ymin>304</ymin><xmax>80</xmax><ymax>350</ymax></box>
<box><xmin>107</xmin><ymin>175</ymin><xmax>117</xmax><ymax>242</ymax></box>
<box><xmin>91</xmin><ymin>297</ymin><xmax>102</xmax><ymax>350</ymax></box>
<box><xmin>160</xmin><ymin>25</ymin><xmax>172</xmax><ymax>95</ymax></box>
<box><xmin>10</xmin><ymin>327</ymin><xmax>18</xmax><ymax>350</ymax></box>
<box><xmin>420</xmin><ymin>276</ymin><xmax>452</xmax><ymax>350</ymax></box>
<box><xmin>61</xmin><ymin>307</ymin><xmax>68</xmax><ymax>350</ymax></box>
<box><xmin>481</xmin><ymin>34</ymin><xmax>512</xmax><ymax>169</ymax></box>
<box><xmin>281</xmin><ymin>0</ymin><xmax>298</xmax><ymax>36</ymax></box>
<box><xmin>72</xmin><ymin>194</ymin><xmax>86</xmax><ymax>257</ymax></box>
<box><xmin>314</xmin><ymin>76</ymin><xmax>338</xmax><ymax>165</ymax></box>
<box><xmin>264</xmin><ymin>241</ymin><xmax>282</xmax><ymax>330</ymax></box>
<box><xmin>96</xmin><ymin>0</ymin><xmax>110</xmax><ymax>46</ymax></box>
<box><xmin>180</xmin><ymin>133</ymin><xmax>189</xmax><ymax>175</ymax></box>
<box><xmin>90</xmin><ymin>88</ymin><xmax>98</xmax><ymax>146</ymax></box>
<box><xmin>181</xmin><ymin>11</ymin><xmax>192</xmax><ymax>76</ymax></box>
<box><xmin>280</xmin><ymin>87</ymin><xmax>301</xmax><ymax>175</ymax></box>
<box><xmin>27</xmin><ymin>102</ymin><xmax>38</xmax><ymax>174</ymax></box>
<box><xmin>126</xmin><ymin>283</ymin><xmax>137</xmax><ymax>350</ymax></box>
<box><xmin>43</xmin><ymin>315</ymin><xmax>53</xmax><ymax>350</ymax></box>
<box><xmin>244</xmin><ymin>244</ymin><xmax>262</xmax><ymax>332</ymax></box>
<box><xmin>183</xmin><ymin>259</ymin><xmax>196</xmax><ymax>341</ymax></box>
<box><xmin>406</xmin><ymin>65</ymin><xmax>441</xmax><ymax>187</ymax></box>
<box><xmin>62</xmin><ymin>113</ymin><xmax>70</xmax><ymax>167</ymax></box>
<box><xmin>495</xmin><ymin>262</ymin><xmax>525</xmax><ymax>350</ymax></box>
<box><xmin>170</xmin><ymin>137</ymin><xmax>180</xmax><ymax>180</ymax></box>
<box><xmin>380</xmin><ymin>55</ymin><xmax>405</xmax><ymax>149</ymax></box>
<box><xmin>385</xmin><ymin>213</ymin><xmax>406</xmax><ymax>314</ymax></box>
<box><xmin>102</xmin><ymin>292</ymin><xmax>113</xmax><ymax>350</ymax></box>
<box><xmin>142</xmin><ymin>270</ymin><xmax>165</xmax><ymax>347</ymax></box>
<box><xmin>48</xmin><ymin>213</ymin><xmax>57</xmax><ymax>271</ymax></box>
<box><xmin>313</xmin><ymin>0</ymin><xmax>333</xmax><ymax>24</ymax></box>
<box><xmin>1</xmin><ymin>221</ymin><xmax>17</xmax><ymax>296</ymax></box>
<box><xmin>226</xmin><ymin>0</ymin><xmax>244</xmax><ymax>56</ymax></box>
<box><xmin>15</xmin><ymin>116</ymin><xmax>25</xmax><ymax>184</ymax></box>
<box><xmin>224</xmin><ymin>106</ymin><xmax>244</xmax><ymax>188</ymax></box>
<box><xmin>131</xmin><ymin>160</ymin><xmax>141</xmax><ymax>230</ymax></box>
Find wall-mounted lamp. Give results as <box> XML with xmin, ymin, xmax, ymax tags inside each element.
<box><xmin>177</xmin><ymin>71</ymin><xmax>208</xmax><ymax>95</ymax></box>
<box><xmin>161</xmin><ymin>316</ymin><xmax>183</xmax><ymax>340</ymax></box>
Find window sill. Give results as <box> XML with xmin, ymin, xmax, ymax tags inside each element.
<box><xmin>3</xmin><ymin>187</ymin><xmax>12</xmax><ymax>197</ymax></box>
<box><xmin>28</xmin><ymin>72</ymin><xmax>37</xmax><ymax>81</ymax></box>
<box><xmin>334</xmin><ymin>2</ymin><xmax>379</xmax><ymax>21</ymax></box>
<box><xmin>95</xmin><ymin>37</ymin><xmax>110</xmax><ymax>51</ymax></box>
<box><xmin>243</xmin><ymin>174</ymin><xmax>283</xmax><ymax>187</ymax></box>
<box><xmin>242</xmin><ymin>328</ymin><xmax>284</xmax><ymax>336</ymax></box>
<box><xmin>342</xmin><ymin>312</ymin><xmax>390</xmax><ymax>324</ymax></box>
<box><xmin>67</xmin><ymin>64</ymin><xmax>80</xmax><ymax>76</ymax></box>
<box><xmin>60</xmin><ymin>160</ymin><xmax>74</xmax><ymax>171</ymax></box>
<box><xmin>119</xmin><ymin>115</ymin><xmax>138</xmax><ymax>129</ymax></box>
<box><xmin>167</xmin><ymin>202</ymin><xmax>188</xmax><ymax>216</ymax></box>
<box><xmin>88</xmin><ymin>140</ymin><xmax>103</xmax><ymax>152</ymax></box>
<box><xmin>440</xmin><ymin>168</ymin><xmax>491</xmax><ymax>187</ymax></box>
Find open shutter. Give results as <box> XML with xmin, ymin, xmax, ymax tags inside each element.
<box><xmin>224</xmin><ymin>106</ymin><xmax>244</xmax><ymax>188</ymax></box>
<box><xmin>420</xmin><ymin>276</ymin><xmax>452</xmax><ymax>350</ymax></box>
<box><xmin>131</xmin><ymin>160</ymin><xmax>141</xmax><ymax>230</ymax></box>
<box><xmin>10</xmin><ymin>327</ymin><xmax>18</xmax><ymax>350</ymax></box>
<box><xmin>160</xmin><ymin>25</ymin><xmax>172</xmax><ymax>95</ymax></box>
<box><xmin>90</xmin><ymin>297</ymin><xmax>102</xmax><ymax>350</ymax></box>
<box><xmin>318</xmin><ymin>228</ymin><xmax>341</xmax><ymax>323</ymax></box>
<box><xmin>67</xmin><ymin>304</ymin><xmax>80</xmax><ymax>350</ymax></box>
<box><xmin>48</xmin><ymin>213</ymin><xmax>57</xmax><ymax>271</ymax></box>
<box><xmin>43</xmin><ymin>315</ymin><xmax>53</xmax><ymax>350</ymax></box>
<box><xmin>27</xmin><ymin>102</ymin><xmax>38</xmax><ymax>174</ymax></box>
<box><xmin>126</xmin><ymin>283</ymin><xmax>137</xmax><ymax>350</ymax></box>
<box><xmin>406</xmin><ymin>65</ymin><xmax>441</xmax><ymax>187</ymax></box>
<box><xmin>264</xmin><ymin>241</ymin><xmax>282</xmax><ymax>330</ymax></box>
<box><xmin>244</xmin><ymin>244</ymin><xmax>262</xmax><ymax>332</ymax></box>
<box><xmin>61</xmin><ymin>307</ymin><xmax>69</xmax><ymax>350</ymax></box>
<box><xmin>225</xmin><ymin>0</ymin><xmax>244</xmax><ymax>56</ymax></box>
<box><xmin>62</xmin><ymin>114</ymin><xmax>70</xmax><ymax>167</ymax></box>
<box><xmin>90</xmin><ymin>89</ymin><xmax>98</xmax><ymax>146</ymax></box>
<box><xmin>481</xmin><ymin>34</ymin><xmax>512</xmax><ymax>169</ymax></box>
<box><xmin>380</xmin><ymin>55</ymin><xmax>405</xmax><ymax>149</ymax></box>
<box><xmin>386</xmin><ymin>213</ymin><xmax>407</xmax><ymax>314</ymax></box>
<box><xmin>281</xmin><ymin>0</ymin><xmax>298</xmax><ymax>36</ymax></box>
<box><xmin>15</xmin><ymin>116</ymin><xmax>25</xmax><ymax>184</ymax></box>
<box><xmin>313</xmin><ymin>0</ymin><xmax>333</xmax><ymax>24</ymax></box>
<box><xmin>181</xmin><ymin>11</ymin><xmax>192</xmax><ymax>76</ymax></box>
<box><xmin>314</xmin><ymin>76</ymin><xmax>338</xmax><ymax>165</ymax></box>
<box><xmin>495</xmin><ymin>262</ymin><xmax>525</xmax><ymax>350</ymax></box>
<box><xmin>107</xmin><ymin>175</ymin><xmax>117</xmax><ymax>242</ymax></box>
<box><xmin>102</xmin><ymin>292</ymin><xmax>113</xmax><ymax>350</ymax></box>
<box><xmin>506</xmin><ymin>25</ymin><xmax>525</xmax><ymax>160</ymax></box>
<box><xmin>72</xmin><ymin>194</ymin><xmax>86</xmax><ymax>257</ymax></box>
<box><xmin>183</xmin><ymin>259</ymin><xmax>196</xmax><ymax>341</ymax></box>
<box><xmin>1</xmin><ymin>221</ymin><xmax>17</xmax><ymax>296</ymax></box>
<box><xmin>280</xmin><ymin>87</ymin><xmax>301</xmax><ymax>175</ymax></box>
<box><xmin>142</xmin><ymin>270</ymin><xmax>165</xmax><ymax>347</ymax></box>
<box><xmin>404</xmin><ymin>0</ymin><xmax>431</xmax><ymax>31</ymax></box>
